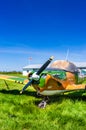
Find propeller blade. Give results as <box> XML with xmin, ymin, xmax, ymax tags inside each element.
<box><xmin>20</xmin><ymin>79</ymin><xmax>33</xmax><ymax>94</ymax></box>
<box><xmin>36</xmin><ymin>56</ymin><xmax>54</xmax><ymax>75</ymax></box>
<box><xmin>20</xmin><ymin>56</ymin><xmax>54</xmax><ymax>93</ymax></box>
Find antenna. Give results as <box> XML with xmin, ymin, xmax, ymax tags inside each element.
<box><xmin>65</xmin><ymin>49</ymin><xmax>69</xmax><ymax>61</ymax></box>
<box><xmin>28</xmin><ymin>57</ymin><xmax>32</xmax><ymax>65</ymax></box>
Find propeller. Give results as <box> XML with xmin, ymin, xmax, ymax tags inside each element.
<box><xmin>20</xmin><ymin>56</ymin><xmax>54</xmax><ymax>94</ymax></box>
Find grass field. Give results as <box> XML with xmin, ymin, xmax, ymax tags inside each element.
<box><xmin>0</xmin><ymin>74</ymin><xmax>86</xmax><ymax>130</ymax></box>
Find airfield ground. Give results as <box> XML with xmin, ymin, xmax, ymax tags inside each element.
<box><xmin>0</xmin><ymin>73</ymin><xmax>86</xmax><ymax>130</ymax></box>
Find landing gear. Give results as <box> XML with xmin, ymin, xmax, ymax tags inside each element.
<box><xmin>38</xmin><ymin>96</ymin><xmax>49</xmax><ymax>108</ymax></box>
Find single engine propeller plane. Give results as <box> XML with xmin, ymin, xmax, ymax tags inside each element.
<box><xmin>20</xmin><ymin>56</ymin><xmax>86</xmax><ymax>108</ymax></box>
<box><xmin>0</xmin><ymin>56</ymin><xmax>86</xmax><ymax>108</ymax></box>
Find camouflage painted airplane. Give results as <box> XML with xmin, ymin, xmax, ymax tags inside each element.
<box><xmin>20</xmin><ymin>56</ymin><xmax>86</xmax><ymax>108</ymax></box>
<box><xmin>0</xmin><ymin>56</ymin><xmax>86</xmax><ymax>108</ymax></box>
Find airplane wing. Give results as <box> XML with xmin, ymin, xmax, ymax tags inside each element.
<box><xmin>0</xmin><ymin>74</ymin><xmax>29</xmax><ymax>85</ymax></box>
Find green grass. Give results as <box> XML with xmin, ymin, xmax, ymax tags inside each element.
<box><xmin>0</xmin><ymin>75</ymin><xmax>86</xmax><ymax>130</ymax></box>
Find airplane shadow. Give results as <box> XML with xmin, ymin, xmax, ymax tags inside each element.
<box><xmin>0</xmin><ymin>89</ymin><xmax>37</xmax><ymax>97</ymax></box>
<box><xmin>0</xmin><ymin>89</ymin><xmax>86</xmax><ymax>106</ymax></box>
<box><xmin>34</xmin><ymin>90</ymin><xmax>86</xmax><ymax>106</ymax></box>
<box><xmin>48</xmin><ymin>90</ymin><xmax>86</xmax><ymax>105</ymax></box>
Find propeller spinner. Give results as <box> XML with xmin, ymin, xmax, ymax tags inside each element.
<box><xmin>20</xmin><ymin>56</ymin><xmax>54</xmax><ymax>94</ymax></box>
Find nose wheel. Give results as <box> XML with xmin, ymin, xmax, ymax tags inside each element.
<box><xmin>38</xmin><ymin>96</ymin><xmax>49</xmax><ymax>108</ymax></box>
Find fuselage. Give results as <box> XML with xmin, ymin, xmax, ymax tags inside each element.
<box><xmin>28</xmin><ymin>60</ymin><xmax>86</xmax><ymax>96</ymax></box>
<box><xmin>32</xmin><ymin>71</ymin><xmax>86</xmax><ymax>96</ymax></box>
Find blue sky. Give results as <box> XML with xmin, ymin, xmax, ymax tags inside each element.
<box><xmin>0</xmin><ymin>0</ymin><xmax>86</xmax><ymax>71</ymax></box>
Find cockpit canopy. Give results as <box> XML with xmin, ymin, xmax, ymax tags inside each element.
<box><xmin>50</xmin><ymin>60</ymin><xmax>78</xmax><ymax>73</ymax></box>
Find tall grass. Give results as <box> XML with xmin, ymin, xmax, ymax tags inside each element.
<box><xmin>0</xmin><ymin>76</ymin><xmax>86</xmax><ymax>130</ymax></box>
